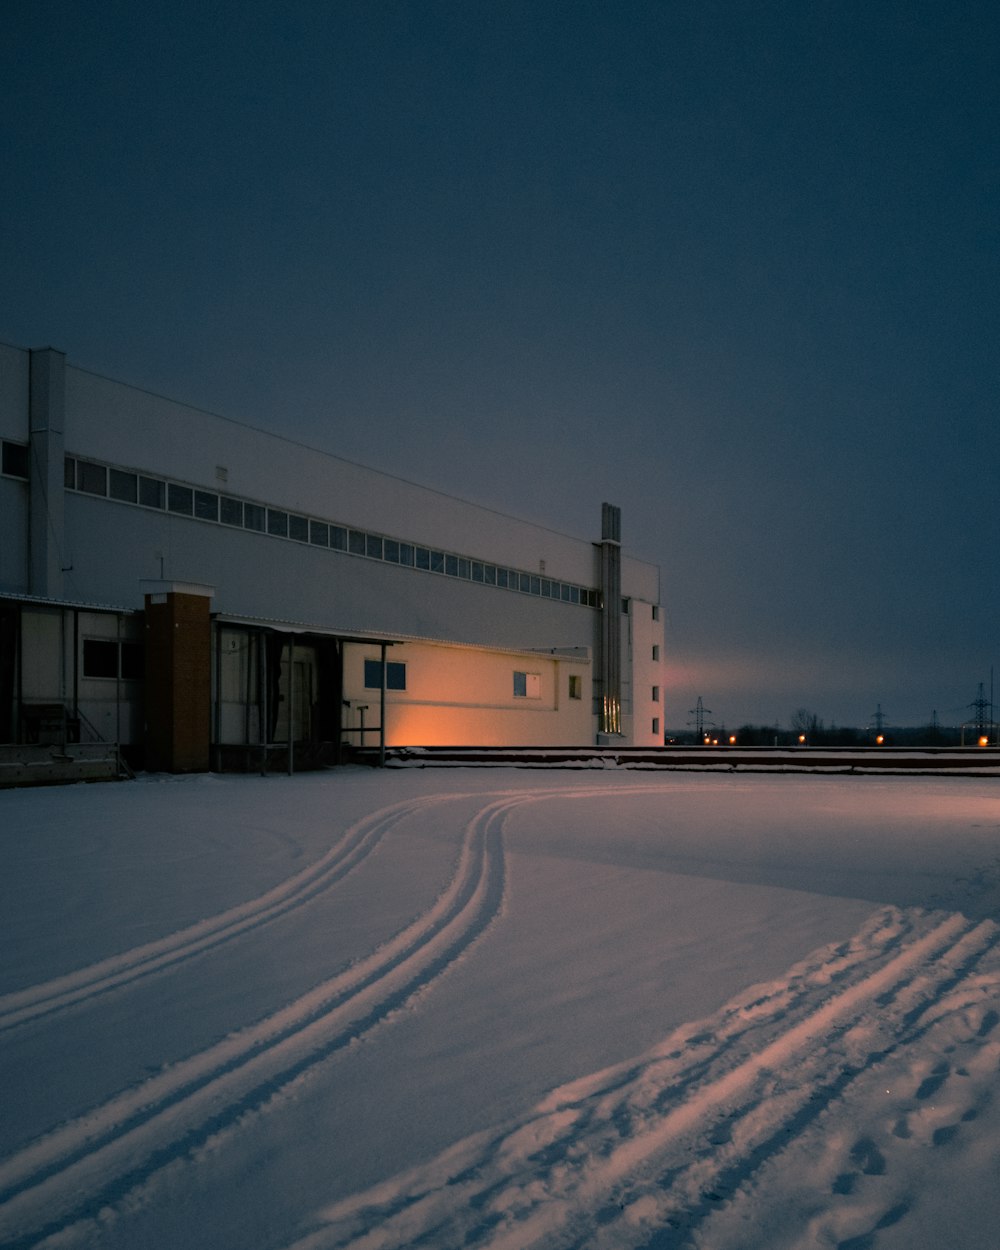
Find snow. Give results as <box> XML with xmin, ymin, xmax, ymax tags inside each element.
<box><xmin>1</xmin><ymin>769</ymin><xmax>999</xmax><ymax>1250</ymax></box>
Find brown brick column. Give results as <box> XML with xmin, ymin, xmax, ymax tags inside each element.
<box><xmin>141</xmin><ymin>582</ymin><xmax>214</xmax><ymax>772</ymax></box>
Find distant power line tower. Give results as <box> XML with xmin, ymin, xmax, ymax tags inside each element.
<box><xmin>869</xmin><ymin>703</ymin><xmax>886</xmax><ymax>734</ymax></box>
<box><xmin>969</xmin><ymin>682</ymin><xmax>991</xmax><ymax>737</ymax></box>
<box><xmin>688</xmin><ymin>697</ymin><xmax>712</xmax><ymax>740</ymax></box>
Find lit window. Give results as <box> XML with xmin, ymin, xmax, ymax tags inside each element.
<box><xmin>364</xmin><ymin>659</ymin><xmax>406</xmax><ymax>690</ymax></box>
<box><xmin>569</xmin><ymin>674</ymin><xmax>582</xmax><ymax>700</ymax></box>
<box><xmin>513</xmin><ymin>671</ymin><xmax>541</xmax><ymax>699</ymax></box>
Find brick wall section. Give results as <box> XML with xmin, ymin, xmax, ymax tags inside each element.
<box><xmin>143</xmin><ymin>591</ymin><xmax>212</xmax><ymax>772</ymax></box>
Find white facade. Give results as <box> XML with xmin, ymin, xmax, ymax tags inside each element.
<box><xmin>0</xmin><ymin>343</ymin><xmax>666</xmax><ymax>765</ymax></box>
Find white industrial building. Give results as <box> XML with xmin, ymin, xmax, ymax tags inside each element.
<box><xmin>0</xmin><ymin>344</ymin><xmax>665</xmax><ymax>771</ymax></box>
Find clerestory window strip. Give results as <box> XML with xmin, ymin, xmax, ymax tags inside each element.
<box><xmin>64</xmin><ymin>454</ymin><xmax>601</xmax><ymax>608</ymax></box>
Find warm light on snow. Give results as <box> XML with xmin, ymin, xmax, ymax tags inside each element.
<box><xmin>1</xmin><ymin>770</ymin><xmax>999</xmax><ymax>1249</ymax></box>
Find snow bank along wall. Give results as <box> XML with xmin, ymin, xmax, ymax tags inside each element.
<box><xmin>0</xmin><ymin>343</ymin><xmax>666</xmax><ymax>769</ymax></box>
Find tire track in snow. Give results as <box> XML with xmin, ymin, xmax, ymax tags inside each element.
<box><xmin>289</xmin><ymin>908</ymin><xmax>1000</xmax><ymax>1250</ymax></box>
<box><xmin>0</xmin><ymin>793</ymin><xmax>518</xmax><ymax>1250</ymax></box>
<box><xmin>0</xmin><ymin>794</ymin><xmax>448</xmax><ymax>1033</ymax></box>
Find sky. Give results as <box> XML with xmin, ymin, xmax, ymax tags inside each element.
<box><xmin>2</xmin><ymin>0</ymin><xmax>998</xmax><ymax>731</ymax></box>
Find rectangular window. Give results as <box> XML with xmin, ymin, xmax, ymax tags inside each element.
<box><xmin>471</xmin><ymin>562</ymin><xmax>484</xmax><ymax>582</ymax></box>
<box><xmin>2</xmin><ymin>441</ymin><xmax>29</xmax><ymax>479</ymax></box>
<box><xmin>496</xmin><ymin>568</ymin><xmax>508</xmax><ymax>588</ymax></box>
<box><xmin>384</xmin><ymin>539</ymin><xmax>400</xmax><ymax>563</ymax></box>
<box><xmin>652</xmin><ymin>686</ymin><xmax>660</xmax><ymax>702</ymax></box>
<box><xmin>445</xmin><ymin>554</ymin><xmax>459</xmax><ymax>577</ymax></box>
<box><xmin>243</xmin><ymin>503</ymin><xmax>265</xmax><ymax>532</ymax></box>
<box><xmin>652</xmin><ymin>645</ymin><xmax>660</xmax><ymax>661</ymax></box>
<box><xmin>64</xmin><ymin>457</ymin><xmax>76</xmax><ymax>489</ymax></box>
<box><xmin>513</xmin><ymin>671</ymin><xmax>541</xmax><ymax>699</ymax></box>
<box><xmin>652</xmin><ymin>717</ymin><xmax>660</xmax><ymax>736</ymax></box>
<box><xmin>483</xmin><ymin>565</ymin><xmax>497</xmax><ymax>585</ymax></box>
<box><xmin>109</xmin><ymin>468</ymin><xmax>138</xmax><ymax>503</ymax></box>
<box><xmin>398</xmin><ymin>543</ymin><xmax>414</xmax><ymax>566</ymax></box>
<box><xmin>529</xmin><ymin>576</ymin><xmax>541</xmax><ymax>595</ymax></box>
<box><xmin>139</xmin><ymin>476</ymin><xmax>165</xmax><ymax>509</ymax></box>
<box><xmin>366</xmin><ymin>533</ymin><xmax>384</xmax><ymax>559</ymax></box>
<box><xmin>569</xmin><ymin>674</ymin><xmax>582</xmax><ymax>700</ymax></box>
<box><xmin>349</xmin><ymin>530</ymin><xmax>366</xmax><ymax>555</ymax></box>
<box><xmin>83</xmin><ymin>638</ymin><xmax>144</xmax><ymax>680</ymax></box>
<box><xmin>267</xmin><ymin>509</ymin><xmax>288</xmax><ymax>537</ymax></box>
<box><xmin>430</xmin><ymin>550</ymin><xmax>445</xmax><ymax>573</ymax></box>
<box><xmin>77</xmin><ymin>461</ymin><xmax>107</xmax><ymax>496</ymax></box>
<box><xmin>415</xmin><ymin>547</ymin><xmax>431</xmax><ymax>571</ymax></box>
<box><xmin>167</xmin><ymin>484</ymin><xmax>193</xmax><ymax>515</ymax></box>
<box><xmin>364</xmin><ymin>659</ymin><xmax>406</xmax><ymax>690</ymax></box>
<box><xmin>309</xmin><ymin>519</ymin><xmax>329</xmax><ymax>546</ymax></box>
<box><xmin>195</xmin><ymin>490</ymin><xmax>219</xmax><ymax>521</ymax></box>
<box><xmin>622</xmin><ymin>597</ymin><xmax>630</xmax><ymax>614</ymax></box>
<box><xmin>540</xmin><ymin>578</ymin><xmax>551</xmax><ymax>597</ymax></box>
<box><xmin>457</xmin><ymin>558</ymin><xmax>470</xmax><ymax>579</ymax></box>
<box><xmin>220</xmin><ymin>496</ymin><xmax>244</xmax><ymax>526</ymax></box>
<box><xmin>329</xmin><ymin>525</ymin><xmax>347</xmax><ymax>550</ymax></box>
<box><xmin>652</xmin><ymin>605</ymin><xmax>660</xmax><ymax>621</ymax></box>
<box><xmin>289</xmin><ymin>514</ymin><xmax>309</xmax><ymax>543</ymax></box>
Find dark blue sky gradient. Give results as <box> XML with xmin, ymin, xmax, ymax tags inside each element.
<box><xmin>3</xmin><ymin>1</ymin><xmax>998</xmax><ymax>728</ymax></box>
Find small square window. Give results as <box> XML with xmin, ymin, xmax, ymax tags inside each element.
<box><xmin>529</xmin><ymin>576</ymin><xmax>541</xmax><ymax>595</ymax></box>
<box><xmin>109</xmin><ymin>469</ymin><xmax>138</xmax><ymax>503</ymax></box>
<box><xmin>445</xmin><ymin>554</ymin><xmax>459</xmax><ymax>577</ymax></box>
<box><xmin>496</xmin><ymin>568</ymin><xmax>509</xmax><ymax>589</ymax></box>
<box><xmin>220</xmin><ymin>496</ymin><xmax>244</xmax><ymax>526</ymax></box>
<box><xmin>309</xmin><ymin>519</ymin><xmax>329</xmax><ymax>546</ymax></box>
<box><xmin>398</xmin><ymin>543</ymin><xmax>414</xmax><ymax>566</ymax></box>
<box><xmin>139</xmin><ymin>476</ymin><xmax>165</xmax><ymax>509</ymax></box>
<box><xmin>384</xmin><ymin>539</ymin><xmax>400</xmax><ymax>562</ymax></box>
<box><xmin>415</xmin><ymin>547</ymin><xmax>431</xmax><ymax>570</ymax></box>
<box><xmin>349</xmin><ymin>530</ymin><xmax>366</xmax><ymax>555</ymax></box>
<box><xmin>330</xmin><ymin>526</ymin><xmax>347</xmax><ymax>550</ymax></box>
<box><xmin>289</xmin><ymin>515</ymin><xmax>309</xmax><ymax>543</ymax></box>
<box><xmin>366</xmin><ymin>533</ymin><xmax>384</xmax><ymax>559</ymax></box>
<box><xmin>83</xmin><ymin>638</ymin><xmax>118</xmax><ymax>678</ymax></box>
<box><xmin>430</xmin><ymin>550</ymin><xmax>445</xmax><ymax>573</ymax></box>
<box><xmin>483</xmin><ymin>565</ymin><xmax>497</xmax><ymax>585</ymax></box>
<box><xmin>457</xmin><ymin>558</ymin><xmax>470</xmax><ymax>579</ymax></box>
<box><xmin>513</xmin><ymin>671</ymin><xmax>541</xmax><ymax>699</ymax></box>
<box><xmin>267</xmin><ymin>509</ymin><xmax>288</xmax><ymax>537</ymax></box>
<box><xmin>471</xmin><ymin>562</ymin><xmax>484</xmax><ymax>582</ymax></box>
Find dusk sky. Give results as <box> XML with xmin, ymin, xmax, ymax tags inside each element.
<box><xmin>3</xmin><ymin>1</ymin><xmax>997</xmax><ymax>731</ymax></box>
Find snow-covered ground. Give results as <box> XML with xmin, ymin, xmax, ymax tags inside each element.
<box><xmin>2</xmin><ymin>769</ymin><xmax>999</xmax><ymax>1250</ymax></box>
